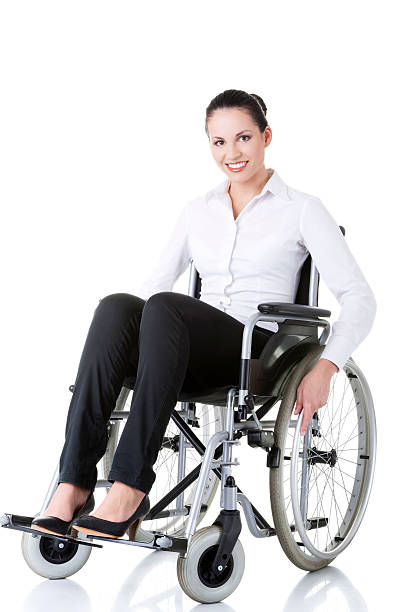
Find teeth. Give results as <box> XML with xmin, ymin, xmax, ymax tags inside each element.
<box><xmin>227</xmin><ymin>161</ymin><xmax>247</xmax><ymax>169</ymax></box>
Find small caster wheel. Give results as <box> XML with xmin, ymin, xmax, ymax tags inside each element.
<box><xmin>21</xmin><ymin>514</ymin><xmax>92</xmax><ymax>579</ymax></box>
<box><xmin>177</xmin><ymin>525</ymin><xmax>245</xmax><ymax>604</ymax></box>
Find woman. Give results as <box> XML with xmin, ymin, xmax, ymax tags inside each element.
<box><xmin>31</xmin><ymin>89</ymin><xmax>377</xmax><ymax>541</ymax></box>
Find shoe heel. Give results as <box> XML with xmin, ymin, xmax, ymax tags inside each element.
<box><xmin>128</xmin><ymin>514</ymin><xmax>147</xmax><ymax>541</ymax></box>
<box><xmin>70</xmin><ymin>511</ymin><xmax>92</xmax><ymax>539</ymax></box>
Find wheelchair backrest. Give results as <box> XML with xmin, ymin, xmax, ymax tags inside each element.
<box><xmin>188</xmin><ymin>226</ymin><xmax>345</xmax><ymax>307</ymax></box>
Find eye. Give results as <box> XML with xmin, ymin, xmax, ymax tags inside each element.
<box><xmin>213</xmin><ymin>135</ymin><xmax>250</xmax><ymax>146</ymax></box>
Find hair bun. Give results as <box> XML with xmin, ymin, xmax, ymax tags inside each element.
<box><xmin>205</xmin><ymin>89</ymin><xmax>269</xmax><ymax>136</ymax></box>
<box><xmin>250</xmin><ymin>93</ymin><xmax>267</xmax><ymax>116</ymax></box>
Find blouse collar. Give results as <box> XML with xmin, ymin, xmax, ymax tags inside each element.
<box><xmin>211</xmin><ymin>168</ymin><xmax>291</xmax><ymax>202</ymax></box>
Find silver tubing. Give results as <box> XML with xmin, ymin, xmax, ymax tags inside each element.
<box><xmin>176</xmin><ymin>401</ymin><xmax>188</xmax><ymax>511</ymax></box>
<box><xmin>95</xmin><ymin>480</ymin><xmax>113</xmax><ymax>489</ymax></box>
<box><xmin>223</xmin><ymin>482</ymin><xmax>238</xmax><ymax>510</ymax></box>
<box><xmin>236</xmin><ymin>493</ymin><xmax>274</xmax><ymax>538</ymax></box>
<box><xmin>184</xmin><ymin>388</ymin><xmax>236</xmax><ymax>548</ymax></box>
<box><xmin>178</xmin><ymin>261</ymin><xmax>201</xmax><ymax>514</ymax></box>
<box><xmin>318</xmin><ymin>321</ymin><xmax>331</xmax><ymax>345</ymax></box>
<box><xmin>234</xmin><ymin>420</ymin><xmax>261</xmax><ymax>431</ymax></box>
<box><xmin>308</xmin><ymin>261</ymin><xmax>319</xmax><ymax>306</ymax></box>
<box><xmin>241</xmin><ymin>312</ymin><xmax>330</xmax><ymax>360</ymax></box>
<box><xmin>110</xmin><ymin>410</ymin><xmax>130</xmax><ymax>420</ymax></box>
<box><xmin>238</xmin><ymin>389</ymin><xmax>249</xmax><ymax>405</ymax></box>
<box><xmin>187</xmin><ymin>259</ymin><xmax>198</xmax><ymax>297</ymax></box>
<box><xmin>224</xmin><ymin>388</ymin><xmax>236</xmax><ymax>438</ymax></box>
<box><xmin>246</xmin><ymin>401</ymin><xmax>263</xmax><ymax>430</ymax></box>
<box><xmin>220</xmin><ymin>389</ymin><xmax>239</xmax><ymax>508</ymax></box>
<box><xmin>299</xmin><ymin>418</ymin><xmax>314</xmax><ymax>524</ymax></box>
<box><xmin>40</xmin><ymin>463</ymin><xmax>60</xmax><ymax>513</ymax></box>
<box><xmin>184</xmin><ymin>430</ymin><xmax>228</xmax><ymax>543</ymax></box>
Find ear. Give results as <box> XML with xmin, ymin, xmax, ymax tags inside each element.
<box><xmin>264</xmin><ymin>126</ymin><xmax>272</xmax><ymax>147</ymax></box>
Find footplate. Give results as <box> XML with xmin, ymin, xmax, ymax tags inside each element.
<box><xmin>72</xmin><ymin>529</ymin><xmax>188</xmax><ymax>553</ymax></box>
<box><xmin>1</xmin><ymin>513</ymin><xmax>102</xmax><ymax>548</ymax></box>
<box><xmin>1</xmin><ymin>512</ymin><xmax>188</xmax><ymax>554</ymax></box>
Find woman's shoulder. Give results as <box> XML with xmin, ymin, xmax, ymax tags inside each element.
<box><xmin>282</xmin><ymin>177</ymin><xmax>322</xmax><ymax>208</ymax></box>
<box><xmin>183</xmin><ymin>181</ymin><xmax>225</xmax><ymax>213</ymax></box>
<box><xmin>282</xmin><ymin>178</ymin><xmax>333</xmax><ymax>223</ymax></box>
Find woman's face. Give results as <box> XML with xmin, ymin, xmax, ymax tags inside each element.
<box><xmin>207</xmin><ymin>107</ymin><xmax>272</xmax><ymax>183</ymax></box>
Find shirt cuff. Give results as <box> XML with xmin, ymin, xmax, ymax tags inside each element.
<box><xmin>319</xmin><ymin>334</ymin><xmax>354</xmax><ymax>372</ymax></box>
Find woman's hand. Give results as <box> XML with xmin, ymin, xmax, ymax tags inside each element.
<box><xmin>293</xmin><ymin>358</ymin><xmax>339</xmax><ymax>436</ymax></box>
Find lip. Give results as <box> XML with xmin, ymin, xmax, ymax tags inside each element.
<box><xmin>225</xmin><ymin>160</ymin><xmax>248</xmax><ymax>172</ymax></box>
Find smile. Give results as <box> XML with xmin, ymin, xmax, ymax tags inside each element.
<box><xmin>226</xmin><ymin>161</ymin><xmax>248</xmax><ymax>172</ymax></box>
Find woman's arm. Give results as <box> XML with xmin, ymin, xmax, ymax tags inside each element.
<box><xmin>137</xmin><ymin>203</ymin><xmax>192</xmax><ymax>300</ymax></box>
<box><xmin>295</xmin><ymin>196</ymin><xmax>377</xmax><ymax>435</ymax></box>
<box><xmin>299</xmin><ymin>196</ymin><xmax>377</xmax><ymax>372</ymax></box>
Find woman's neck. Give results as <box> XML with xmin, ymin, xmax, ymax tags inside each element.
<box><xmin>228</xmin><ymin>167</ymin><xmax>274</xmax><ymax>207</ymax></box>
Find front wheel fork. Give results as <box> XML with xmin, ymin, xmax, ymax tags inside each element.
<box><xmin>210</xmin><ymin>475</ymin><xmax>242</xmax><ymax>577</ymax></box>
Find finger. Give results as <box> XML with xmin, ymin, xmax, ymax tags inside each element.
<box><xmin>294</xmin><ymin>387</ymin><xmax>302</xmax><ymax>414</ymax></box>
<box><xmin>294</xmin><ymin>396</ymin><xmax>303</xmax><ymax>414</ymax></box>
<box><xmin>300</xmin><ymin>410</ymin><xmax>311</xmax><ymax>435</ymax></box>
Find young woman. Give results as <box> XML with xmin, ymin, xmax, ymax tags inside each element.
<box><xmin>31</xmin><ymin>89</ymin><xmax>377</xmax><ymax>541</ymax></box>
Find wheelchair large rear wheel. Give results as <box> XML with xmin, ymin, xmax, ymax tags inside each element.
<box><xmin>270</xmin><ymin>345</ymin><xmax>376</xmax><ymax>571</ymax></box>
<box><xmin>103</xmin><ymin>391</ymin><xmax>225</xmax><ymax>538</ymax></box>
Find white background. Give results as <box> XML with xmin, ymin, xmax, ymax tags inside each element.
<box><xmin>0</xmin><ymin>1</ymin><xmax>405</xmax><ymax>610</ymax></box>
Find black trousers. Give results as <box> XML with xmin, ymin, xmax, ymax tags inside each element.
<box><xmin>58</xmin><ymin>291</ymin><xmax>274</xmax><ymax>495</ymax></box>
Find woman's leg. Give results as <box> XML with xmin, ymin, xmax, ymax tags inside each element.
<box><xmin>106</xmin><ymin>291</ymin><xmax>274</xmax><ymax>498</ymax></box>
<box><xmin>57</xmin><ymin>292</ymin><xmax>145</xmax><ymax>493</ymax></box>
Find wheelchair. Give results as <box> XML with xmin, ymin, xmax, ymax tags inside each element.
<box><xmin>1</xmin><ymin>225</ymin><xmax>377</xmax><ymax>604</ymax></box>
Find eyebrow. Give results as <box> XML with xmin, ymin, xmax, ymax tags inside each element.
<box><xmin>212</xmin><ymin>130</ymin><xmax>253</xmax><ymax>139</ymax></box>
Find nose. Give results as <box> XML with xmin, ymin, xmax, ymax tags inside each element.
<box><xmin>224</xmin><ymin>145</ymin><xmax>242</xmax><ymax>162</ymax></box>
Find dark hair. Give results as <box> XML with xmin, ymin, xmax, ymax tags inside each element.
<box><xmin>205</xmin><ymin>89</ymin><xmax>268</xmax><ymax>137</ymax></box>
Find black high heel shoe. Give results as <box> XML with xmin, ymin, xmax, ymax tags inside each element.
<box><xmin>71</xmin><ymin>494</ymin><xmax>150</xmax><ymax>540</ymax></box>
<box><xmin>31</xmin><ymin>490</ymin><xmax>95</xmax><ymax>537</ymax></box>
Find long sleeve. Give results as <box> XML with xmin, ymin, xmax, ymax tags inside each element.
<box><xmin>299</xmin><ymin>197</ymin><xmax>377</xmax><ymax>371</ymax></box>
<box><xmin>137</xmin><ymin>202</ymin><xmax>192</xmax><ymax>300</ymax></box>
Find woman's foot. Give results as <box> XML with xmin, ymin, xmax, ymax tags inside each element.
<box><xmin>43</xmin><ymin>482</ymin><xmax>92</xmax><ymax>521</ymax></box>
<box><xmin>90</xmin><ymin>481</ymin><xmax>146</xmax><ymax>522</ymax></box>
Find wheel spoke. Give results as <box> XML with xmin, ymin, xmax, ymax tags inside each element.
<box><xmin>270</xmin><ymin>357</ymin><xmax>374</xmax><ymax>567</ymax></box>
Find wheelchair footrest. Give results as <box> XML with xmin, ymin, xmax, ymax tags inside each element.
<box><xmin>1</xmin><ymin>513</ymin><xmax>102</xmax><ymax>548</ymax></box>
<box><xmin>1</xmin><ymin>512</ymin><xmax>188</xmax><ymax>554</ymax></box>
<box><xmin>73</xmin><ymin>529</ymin><xmax>188</xmax><ymax>553</ymax></box>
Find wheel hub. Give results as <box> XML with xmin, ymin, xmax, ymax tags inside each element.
<box><xmin>198</xmin><ymin>544</ymin><xmax>234</xmax><ymax>588</ymax></box>
<box><xmin>40</xmin><ymin>536</ymin><xmax>78</xmax><ymax>564</ymax></box>
<box><xmin>161</xmin><ymin>434</ymin><xmax>180</xmax><ymax>452</ymax></box>
<box><xmin>308</xmin><ymin>446</ymin><xmax>337</xmax><ymax>467</ymax></box>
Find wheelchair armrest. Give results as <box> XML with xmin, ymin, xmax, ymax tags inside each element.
<box><xmin>257</xmin><ymin>301</ymin><xmax>331</xmax><ymax>319</ymax></box>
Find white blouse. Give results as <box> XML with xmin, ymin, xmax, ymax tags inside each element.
<box><xmin>138</xmin><ymin>169</ymin><xmax>376</xmax><ymax>371</ymax></box>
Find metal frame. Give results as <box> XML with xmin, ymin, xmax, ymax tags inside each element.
<box><xmin>1</xmin><ymin>256</ymin><xmax>333</xmax><ymax>557</ymax></box>
<box><xmin>172</xmin><ymin>259</ymin><xmax>330</xmax><ymax>553</ymax></box>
